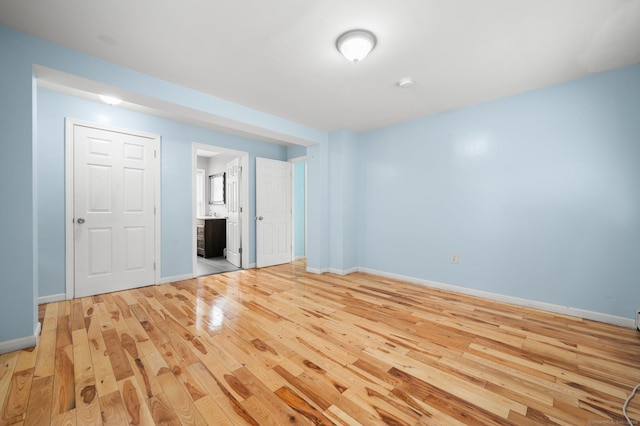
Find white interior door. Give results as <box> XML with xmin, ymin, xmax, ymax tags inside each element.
<box><xmin>226</xmin><ymin>157</ymin><xmax>241</xmax><ymax>267</ymax></box>
<box><xmin>73</xmin><ymin>124</ymin><xmax>157</xmax><ymax>298</ymax></box>
<box><xmin>256</xmin><ymin>157</ymin><xmax>292</xmax><ymax>268</ymax></box>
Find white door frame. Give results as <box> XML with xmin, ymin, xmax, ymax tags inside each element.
<box><xmin>289</xmin><ymin>156</ymin><xmax>307</xmax><ymax>261</ymax></box>
<box><xmin>192</xmin><ymin>143</ymin><xmax>249</xmax><ymax>275</ymax></box>
<box><xmin>224</xmin><ymin>157</ymin><xmax>241</xmax><ymax>268</ymax></box>
<box><xmin>196</xmin><ymin>168</ymin><xmax>206</xmax><ymax>217</ymax></box>
<box><xmin>65</xmin><ymin>118</ymin><xmax>161</xmax><ymax>300</ymax></box>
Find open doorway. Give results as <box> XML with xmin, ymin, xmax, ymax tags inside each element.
<box><xmin>192</xmin><ymin>143</ymin><xmax>249</xmax><ymax>277</ymax></box>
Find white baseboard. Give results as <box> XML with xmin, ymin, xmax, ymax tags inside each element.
<box><xmin>294</xmin><ymin>255</ymin><xmax>307</xmax><ymax>261</ymax></box>
<box><xmin>306</xmin><ymin>266</ymin><xmax>329</xmax><ymax>275</ymax></box>
<box><xmin>158</xmin><ymin>274</ymin><xmax>193</xmax><ymax>284</ymax></box>
<box><xmin>38</xmin><ymin>293</ymin><xmax>66</xmax><ymax>305</ymax></box>
<box><xmin>357</xmin><ymin>267</ymin><xmax>635</xmax><ymax>329</ymax></box>
<box><xmin>0</xmin><ymin>322</ymin><xmax>41</xmax><ymax>354</ymax></box>
<box><xmin>328</xmin><ymin>267</ymin><xmax>358</xmax><ymax>276</ymax></box>
<box><xmin>247</xmin><ymin>263</ymin><xmax>256</xmax><ymax>269</ymax></box>
<box><xmin>306</xmin><ymin>265</ymin><xmax>357</xmax><ymax>276</ymax></box>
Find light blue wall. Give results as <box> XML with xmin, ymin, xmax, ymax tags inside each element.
<box><xmin>306</xmin><ymin>130</ymin><xmax>359</xmax><ymax>273</ymax></box>
<box><xmin>358</xmin><ymin>65</ymin><xmax>640</xmax><ymax>318</ymax></box>
<box><xmin>306</xmin><ymin>141</ymin><xmax>330</xmax><ymax>271</ymax></box>
<box><xmin>328</xmin><ymin>130</ymin><xmax>359</xmax><ymax>272</ymax></box>
<box><xmin>290</xmin><ymin>144</ymin><xmax>308</xmax><ymax>260</ymax></box>
<box><xmin>287</xmin><ymin>144</ymin><xmax>307</xmax><ymax>160</ymax></box>
<box><xmin>36</xmin><ymin>89</ymin><xmax>65</xmax><ymax>299</ymax></box>
<box><xmin>294</xmin><ymin>162</ymin><xmax>306</xmax><ymax>258</ymax></box>
<box><xmin>0</xmin><ymin>31</ymin><xmax>37</xmax><ymax>342</ymax></box>
<box><xmin>37</xmin><ymin>89</ymin><xmax>286</xmax><ymax>297</ymax></box>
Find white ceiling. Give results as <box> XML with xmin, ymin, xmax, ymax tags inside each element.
<box><xmin>1</xmin><ymin>0</ymin><xmax>639</xmax><ymax>134</ymax></box>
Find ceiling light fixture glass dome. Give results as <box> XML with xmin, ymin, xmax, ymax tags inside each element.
<box><xmin>336</xmin><ymin>29</ymin><xmax>376</xmax><ymax>63</ymax></box>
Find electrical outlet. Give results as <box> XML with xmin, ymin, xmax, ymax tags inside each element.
<box><xmin>450</xmin><ymin>252</ymin><xmax>459</xmax><ymax>264</ymax></box>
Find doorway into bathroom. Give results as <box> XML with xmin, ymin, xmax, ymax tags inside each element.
<box><xmin>193</xmin><ymin>143</ymin><xmax>249</xmax><ymax>277</ymax></box>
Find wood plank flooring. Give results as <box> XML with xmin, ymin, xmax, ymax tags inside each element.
<box><xmin>1</xmin><ymin>261</ymin><xmax>639</xmax><ymax>425</ymax></box>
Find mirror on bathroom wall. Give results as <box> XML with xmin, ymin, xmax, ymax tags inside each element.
<box><xmin>209</xmin><ymin>173</ymin><xmax>225</xmax><ymax>205</ymax></box>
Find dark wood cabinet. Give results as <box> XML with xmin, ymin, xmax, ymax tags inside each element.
<box><xmin>197</xmin><ymin>218</ymin><xmax>226</xmax><ymax>258</ymax></box>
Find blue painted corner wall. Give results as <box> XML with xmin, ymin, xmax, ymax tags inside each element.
<box><xmin>357</xmin><ymin>64</ymin><xmax>640</xmax><ymax>319</ymax></box>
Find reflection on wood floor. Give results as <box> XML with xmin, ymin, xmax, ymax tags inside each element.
<box><xmin>1</xmin><ymin>260</ymin><xmax>639</xmax><ymax>425</ymax></box>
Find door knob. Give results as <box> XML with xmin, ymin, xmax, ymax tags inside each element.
<box><xmin>77</xmin><ymin>218</ymin><xmax>85</xmax><ymax>224</ymax></box>
<box><xmin>257</xmin><ymin>216</ymin><xmax>263</xmax><ymax>221</ymax></box>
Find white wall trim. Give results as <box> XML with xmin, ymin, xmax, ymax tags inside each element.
<box><xmin>307</xmin><ymin>266</ymin><xmax>329</xmax><ymax>275</ymax></box>
<box><xmin>357</xmin><ymin>266</ymin><xmax>635</xmax><ymax>328</ymax></box>
<box><xmin>64</xmin><ymin>119</ymin><xmax>74</xmax><ymax>300</ymax></box>
<box><xmin>328</xmin><ymin>267</ymin><xmax>359</xmax><ymax>276</ymax></box>
<box><xmin>288</xmin><ymin>155</ymin><xmax>307</xmax><ymax>163</ymax></box>
<box><xmin>65</xmin><ymin>119</ymin><xmax>161</xmax><ymax>300</ymax></box>
<box><xmin>0</xmin><ymin>322</ymin><xmax>41</xmax><ymax>354</ymax></box>
<box><xmin>294</xmin><ymin>255</ymin><xmax>307</xmax><ymax>261</ymax></box>
<box><xmin>38</xmin><ymin>294</ymin><xmax>66</xmax><ymax>305</ymax></box>
<box><xmin>158</xmin><ymin>274</ymin><xmax>194</xmax><ymax>285</ymax></box>
<box><xmin>247</xmin><ymin>263</ymin><xmax>256</xmax><ymax>269</ymax></box>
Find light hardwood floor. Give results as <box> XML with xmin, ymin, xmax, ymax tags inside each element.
<box><xmin>1</xmin><ymin>261</ymin><xmax>639</xmax><ymax>425</ymax></box>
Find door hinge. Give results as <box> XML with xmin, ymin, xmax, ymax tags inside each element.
<box><xmin>154</xmin><ymin>207</ymin><xmax>156</xmax><ymax>215</ymax></box>
<box><xmin>239</xmin><ymin>247</ymin><xmax>242</xmax><ymax>254</ymax></box>
<box><xmin>153</xmin><ymin>262</ymin><xmax>156</xmax><ymax>271</ymax></box>
<box><xmin>154</xmin><ymin>150</ymin><xmax>157</xmax><ymax>158</ymax></box>
<box><xmin>239</xmin><ymin>166</ymin><xmax>243</xmax><ymax>172</ymax></box>
<box><xmin>240</xmin><ymin>207</ymin><xmax>243</xmax><ymax>212</ymax></box>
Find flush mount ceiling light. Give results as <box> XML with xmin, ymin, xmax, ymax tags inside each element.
<box><xmin>336</xmin><ymin>29</ymin><xmax>376</xmax><ymax>63</ymax></box>
<box><xmin>98</xmin><ymin>94</ymin><xmax>122</xmax><ymax>106</ymax></box>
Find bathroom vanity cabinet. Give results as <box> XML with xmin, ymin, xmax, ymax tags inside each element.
<box><xmin>196</xmin><ymin>218</ymin><xmax>226</xmax><ymax>258</ymax></box>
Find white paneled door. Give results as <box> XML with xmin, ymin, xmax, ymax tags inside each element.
<box><xmin>226</xmin><ymin>157</ymin><xmax>241</xmax><ymax>267</ymax></box>
<box><xmin>256</xmin><ymin>157</ymin><xmax>292</xmax><ymax>268</ymax></box>
<box><xmin>73</xmin><ymin>124</ymin><xmax>158</xmax><ymax>298</ymax></box>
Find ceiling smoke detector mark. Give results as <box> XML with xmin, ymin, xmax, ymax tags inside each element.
<box><xmin>397</xmin><ymin>78</ymin><xmax>414</xmax><ymax>89</ymax></box>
